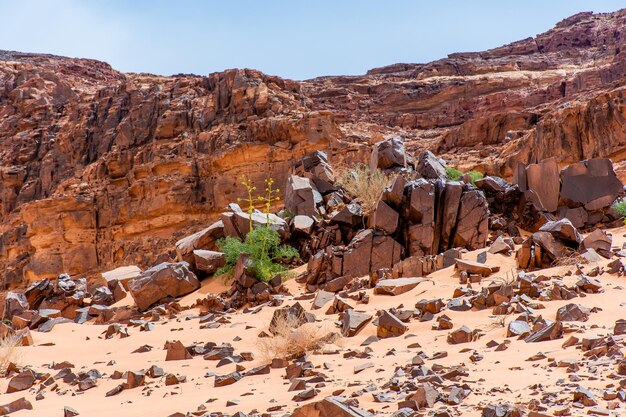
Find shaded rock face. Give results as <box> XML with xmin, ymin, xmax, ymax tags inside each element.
<box><xmin>5</xmin><ymin>9</ymin><xmax>626</xmax><ymax>284</ymax></box>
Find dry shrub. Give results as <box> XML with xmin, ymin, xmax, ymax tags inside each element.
<box><xmin>553</xmin><ymin>246</ymin><xmax>588</xmax><ymax>267</ymax></box>
<box><xmin>258</xmin><ymin>313</ymin><xmax>340</xmax><ymax>362</ymax></box>
<box><xmin>337</xmin><ymin>163</ymin><xmax>390</xmax><ymax>213</ymax></box>
<box><xmin>0</xmin><ymin>335</ymin><xmax>22</xmax><ymax>375</ymax></box>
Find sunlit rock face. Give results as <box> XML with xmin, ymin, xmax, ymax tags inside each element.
<box><xmin>3</xmin><ymin>9</ymin><xmax>626</xmax><ymax>283</ymax></box>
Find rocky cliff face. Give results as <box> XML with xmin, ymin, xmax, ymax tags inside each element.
<box><xmin>2</xmin><ymin>9</ymin><xmax>626</xmax><ymax>284</ymax></box>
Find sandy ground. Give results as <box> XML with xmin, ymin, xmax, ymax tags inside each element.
<box><xmin>3</xmin><ymin>227</ymin><xmax>626</xmax><ymax>416</ymax></box>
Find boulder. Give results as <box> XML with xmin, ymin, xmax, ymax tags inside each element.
<box><xmin>370</xmin><ymin>136</ymin><xmax>413</xmax><ymax>173</ymax></box>
<box><xmin>524</xmin><ymin>158</ymin><xmax>560</xmax><ymax>212</ymax></box>
<box><xmin>330</xmin><ymin>203</ymin><xmax>363</xmax><ymax>226</ymax></box>
<box><xmin>453</xmin><ymin>189</ymin><xmax>489</xmax><ymax>250</ymax></box>
<box><xmin>228</xmin><ymin>210</ymin><xmax>289</xmax><ymax>240</ymax></box>
<box><xmin>377</xmin><ymin>310</ymin><xmax>408</xmax><ymax>338</ymax></box>
<box><xmin>488</xmin><ymin>235</ymin><xmax>514</xmax><ymax>255</ymax></box>
<box><xmin>368</xmin><ymin>200</ymin><xmax>398</xmax><ymax>235</ymax></box>
<box><xmin>342</xmin><ymin>230</ymin><xmax>373</xmax><ymax>278</ymax></box>
<box><xmin>416</xmin><ymin>150</ymin><xmax>446</xmax><ymax>180</ymax></box>
<box><xmin>101</xmin><ymin>265</ymin><xmax>142</xmax><ymax>290</ymax></box>
<box><xmin>382</xmin><ymin>175</ymin><xmax>406</xmax><ymax>207</ymax></box>
<box><xmin>165</xmin><ymin>340</ymin><xmax>192</xmax><ymax>361</ymax></box>
<box><xmin>291</xmin><ymin>396</ymin><xmax>374</xmax><ymax>417</ymax></box>
<box><xmin>556</xmin><ymin>303</ymin><xmax>590</xmax><ymax>322</ymax></box>
<box><xmin>6</xmin><ymin>370</ymin><xmax>36</xmax><ymax>393</ymax></box>
<box><xmin>440</xmin><ymin>181</ymin><xmax>463</xmax><ymax>250</ymax></box>
<box><xmin>538</xmin><ymin>219</ymin><xmax>582</xmax><ymax>247</ymax></box>
<box><xmin>507</xmin><ymin>320</ymin><xmax>531</xmax><ymax>338</ymax></box>
<box><xmin>531</xmin><ymin>231</ymin><xmax>565</xmax><ymax>260</ymax></box>
<box><xmin>341</xmin><ymin>310</ymin><xmax>373</xmax><ymax>337</ymax></box>
<box><xmin>192</xmin><ymin>250</ymin><xmax>226</xmax><ymax>274</ymax></box>
<box><xmin>285</xmin><ymin>175</ymin><xmax>322</xmax><ymax>216</ymax></box>
<box><xmin>128</xmin><ymin>262</ymin><xmax>200</xmax><ymax>311</ymax></box>
<box><xmin>175</xmin><ymin>221</ymin><xmax>224</xmax><ymax>265</ymax></box>
<box><xmin>582</xmin><ymin>229</ymin><xmax>612</xmax><ymax>252</ymax></box>
<box><xmin>269</xmin><ymin>303</ymin><xmax>314</xmax><ymax>335</ymax></box>
<box><xmin>370</xmin><ymin>235</ymin><xmax>403</xmax><ymax>272</ymax></box>
<box><xmin>455</xmin><ymin>259</ymin><xmax>499</xmax><ymax>277</ymax></box>
<box><xmin>374</xmin><ymin>278</ymin><xmax>429</xmax><ymax>296</ymax></box>
<box><xmin>294</xmin><ymin>151</ymin><xmax>336</xmax><ymax>194</ymax></box>
<box><xmin>524</xmin><ymin>321</ymin><xmax>563</xmax><ymax>343</ymax></box>
<box><xmin>614</xmin><ymin>319</ymin><xmax>626</xmax><ymax>335</ymax></box>
<box><xmin>3</xmin><ymin>292</ymin><xmax>29</xmax><ymax>320</ymax></box>
<box><xmin>0</xmin><ymin>397</ymin><xmax>33</xmax><ymax>415</ymax></box>
<box><xmin>447</xmin><ymin>325</ymin><xmax>477</xmax><ymax>344</ymax></box>
<box><xmin>560</xmin><ymin>158</ymin><xmax>623</xmax><ymax>211</ymax></box>
<box><xmin>292</xmin><ymin>215</ymin><xmax>315</xmax><ymax>235</ymax></box>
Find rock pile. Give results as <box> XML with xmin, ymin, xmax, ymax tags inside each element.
<box><xmin>515</xmin><ymin>157</ymin><xmax>624</xmax><ymax>230</ymax></box>
<box><xmin>295</xmin><ymin>139</ymin><xmax>490</xmax><ymax>291</ymax></box>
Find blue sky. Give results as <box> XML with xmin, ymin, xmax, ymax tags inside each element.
<box><xmin>1</xmin><ymin>1</ymin><xmax>624</xmax><ymax>80</ymax></box>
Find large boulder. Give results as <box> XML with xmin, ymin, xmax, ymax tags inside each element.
<box><xmin>193</xmin><ymin>250</ymin><xmax>226</xmax><ymax>274</ymax></box>
<box><xmin>453</xmin><ymin>189</ymin><xmax>489</xmax><ymax>250</ymax></box>
<box><xmin>293</xmin><ymin>151</ymin><xmax>336</xmax><ymax>194</ymax></box>
<box><xmin>523</xmin><ymin>158</ymin><xmax>560</xmax><ymax>212</ymax></box>
<box><xmin>3</xmin><ymin>292</ymin><xmax>29</xmax><ymax>320</ymax></box>
<box><xmin>128</xmin><ymin>262</ymin><xmax>200</xmax><ymax>311</ymax></box>
<box><xmin>368</xmin><ymin>200</ymin><xmax>398</xmax><ymax>235</ymax></box>
<box><xmin>285</xmin><ymin>175</ymin><xmax>322</xmax><ymax>216</ymax></box>
<box><xmin>560</xmin><ymin>158</ymin><xmax>623</xmax><ymax>211</ymax></box>
<box><xmin>292</xmin><ymin>396</ymin><xmax>374</xmax><ymax>417</ymax></box>
<box><xmin>407</xmin><ymin>180</ymin><xmax>436</xmax><ymax>256</ymax></box>
<box><xmin>342</xmin><ymin>230</ymin><xmax>373</xmax><ymax>278</ymax></box>
<box><xmin>416</xmin><ymin>150</ymin><xmax>447</xmax><ymax>180</ymax></box>
<box><xmin>370</xmin><ymin>136</ymin><xmax>413</xmax><ymax>173</ymax></box>
<box><xmin>222</xmin><ymin>208</ymin><xmax>289</xmax><ymax>240</ymax></box>
<box><xmin>538</xmin><ymin>218</ymin><xmax>582</xmax><ymax>247</ymax></box>
<box><xmin>175</xmin><ymin>221</ymin><xmax>224</xmax><ymax>266</ymax></box>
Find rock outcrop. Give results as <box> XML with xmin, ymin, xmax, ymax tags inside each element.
<box><xmin>4</xmin><ymin>9</ymin><xmax>626</xmax><ymax>284</ymax></box>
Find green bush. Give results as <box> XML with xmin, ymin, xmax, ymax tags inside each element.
<box><xmin>466</xmin><ymin>170</ymin><xmax>484</xmax><ymax>186</ymax></box>
<box><xmin>445</xmin><ymin>167</ymin><xmax>483</xmax><ymax>186</ymax></box>
<box><xmin>612</xmin><ymin>200</ymin><xmax>626</xmax><ymax>217</ymax></box>
<box><xmin>216</xmin><ymin>227</ymin><xmax>299</xmax><ymax>282</ymax></box>
<box><xmin>445</xmin><ymin>167</ymin><xmax>463</xmax><ymax>181</ymax></box>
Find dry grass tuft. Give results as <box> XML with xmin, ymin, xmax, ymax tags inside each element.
<box><xmin>553</xmin><ymin>247</ymin><xmax>588</xmax><ymax>267</ymax></box>
<box><xmin>0</xmin><ymin>334</ymin><xmax>22</xmax><ymax>375</ymax></box>
<box><xmin>337</xmin><ymin>163</ymin><xmax>390</xmax><ymax>213</ymax></box>
<box><xmin>258</xmin><ymin>313</ymin><xmax>340</xmax><ymax>362</ymax></box>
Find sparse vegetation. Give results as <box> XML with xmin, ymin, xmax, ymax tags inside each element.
<box><xmin>337</xmin><ymin>163</ymin><xmax>390</xmax><ymax>213</ymax></box>
<box><xmin>553</xmin><ymin>246</ymin><xmax>589</xmax><ymax>266</ymax></box>
<box><xmin>612</xmin><ymin>200</ymin><xmax>626</xmax><ymax>218</ymax></box>
<box><xmin>445</xmin><ymin>167</ymin><xmax>463</xmax><ymax>181</ymax></box>
<box><xmin>445</xmin><ymin>167</ymin><xmax>484</xmax><ymax>186</ymax></box>
<box><xmin>215</xmin><ymin>175</ymin><xmax>299</xmax><ymax>282</ymax></box>
<box><xmin>257</xmin><ymin>312</ymin><xmax>340</xmax><ymax>361</ymax></box>
<box><xmin>466</xmin><ymin>170</ymin><xmax>484</xmax><ymax>186</ymax></box>
<box><xmin>0</xmin><ymin>335</ymin><xmax>21</xmax><ymax>375</ymax></box>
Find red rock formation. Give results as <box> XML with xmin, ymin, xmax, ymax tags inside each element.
<box><xmin>3</xmin><ymin>9</ymin><xmax>626</xmax><ymax>283</ymax></box>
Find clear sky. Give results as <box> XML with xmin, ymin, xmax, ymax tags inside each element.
<box><xmin>1</xmin><ymin>1</ymin><xmax>624</xmax><ymax>80</ymax></box>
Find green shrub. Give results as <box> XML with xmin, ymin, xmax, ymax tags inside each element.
<box><xmin>216</xmin><ymin>175</ymin><xmax>300</xmax><ymax>283</ymax></box>
<box><xmin>445</xmin><ymin>167</ymin><xmax>483</xmax><ymax>186</ymax></box>
<box><xmin>612</xmin><ymin>200</ymin><xmax>626</xmax><ymax>218</ymax></box>
<box><xmin>466</xmin><ymin>170</ymin><xmax>484</xmax><ymax>186</ymax></box>
<box><xmin>445</xmin><ymin>167</ymin><xmax>463</xmax><ymax>181</ymax></box>
<box><xmin>216</xmin><ymin>227</ymin><xmax>299</xmax><ymax>282</ymax></box>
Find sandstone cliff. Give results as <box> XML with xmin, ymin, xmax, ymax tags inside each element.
<box><xmin>2</xmin><ymin>9</ymin><xmax>626</xmax><ymax>283</ymax></box>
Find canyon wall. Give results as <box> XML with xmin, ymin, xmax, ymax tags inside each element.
<box><xmin>2</xmin><ymin>9</ymin><xmax>626</xmax><ymax>283</ymax></box>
